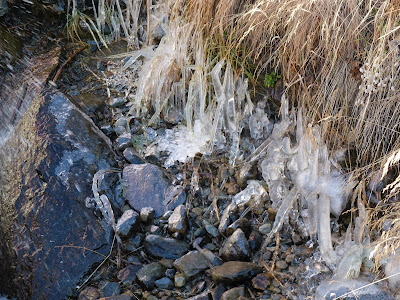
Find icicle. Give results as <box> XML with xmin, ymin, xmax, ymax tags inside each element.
<box><xmin>318</xmin><ymin>193</ymin><xmax>336</xmax><ymax>263</ymax></box>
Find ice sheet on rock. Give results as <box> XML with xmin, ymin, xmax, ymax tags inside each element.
<box><xmin>233</xmin><ymin>180</ymin><xmax>267</xmax><ymax>206</ymax></box>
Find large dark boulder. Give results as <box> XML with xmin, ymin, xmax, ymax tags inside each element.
<box><xmin>0</xmin><ymin>87</ymin><xmax>118</xmax><ymax>299</ymax></box>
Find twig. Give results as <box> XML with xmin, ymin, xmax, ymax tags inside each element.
<box><xmin>50</xmin><ymin>44</ymin><xmax>88</xmax><ymax>84</ymax></box>
<box><xmin>146</xmin><ymin>0</ymin><xmax>151</xmax><ymax>45</ymax></box>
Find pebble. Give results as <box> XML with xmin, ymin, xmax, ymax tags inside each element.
<box><xmin>136</xmin><ymin>262</ymin><xmax>165</xmax><ymax>288</ymax></box>
<box><xmin>205</xmin><ymin>224</ymin><xmax>219</xmax><ymax>237</ymax></box>
<box><xmin>248</xmin><ymin>230</ymin><xmax>262</xmax><ymax>251</ymax></box>
<box><xmin>109</xmin><ymin>97</ymin><xmax>126</xmax><ymax>107</ymax></box>
<box><xmin>124</xmin><ymin>234</ymin><xmax>144</xmax><ymax>251</ymax></box>
<box><xmin>174</xmin><ymin>273</ymin><xmax>186</xmax><ymax>287</ymax></box>
<box><xmin>168</xmin><ymin>204</ymin><xmax>187</xmax><ymax>234</ymax></box>
<box><xmin>140</xmin><ymin>207</ymin><xmax>155</xmax><ymax>223</ymax></box>
<box><xmin>225</xmin><ymin>218</ymin><xmax>251</xmax><ymax>236</ymax></box>
<box><xmin>275</xmin><ymin>260</ymin><xmax>288</xmax><ymax>270</ymax></box>
<box><xmin>123</xmin><ymin>147</ymin><xmax>144</xmax><ymax>164</ymax></box>
<box><xmin>100</xmin><ymin>281</ymin><xmax>120</xmax><ymax>297</ymax></box>
<box><xmin>220</xmin><ymin>287</ymin><xmax>245</xmax><ymax>300</ymax></box>
<box><xmin>252</xmin><ymin>273</ymin><xmax>270</xmax><ymax>290</ymax></box>
<box><xmin>173</xmin><ymin>250</ymin><xmax>210</xmax><ymax>277</ymax></box>
<box><xmin>115</xmin><ymin>132</ymin><xmax>132</xmax><ymax>150</ymax></box>
<box><xmin>143</xmin><ymin>234</ymin><xmax>189</xmax><ymax>259</ymax></box>
<box><xmin>211</xmin><ymin>261</ymin><xmax>263</xmax><ymax>284</ymax></box>
<box><xmin>220</xmin><ymin>228</ymin><xmax>251</xmax><ymax>261</ymax></box>
<box><xmin>155</xmin><ymin>277</ymin><xmax>174</xmax><ymax>289</ymax></box>
<box><xmin>285</xmin><ymin>254</ymin><xmax>295</xmax><ymax>263</ymax></box>
<box><xmin>117</xmin><ymin>264</ymin><xmax>143</xmax><ymax>285</ymax></box>
<box><xmin>116</xmin><ymin>209</ymin><xmax>140</xmax><ymax>239</ymax></box>
<box><xmin>218</xmin><ymin>203</ymin><xmax>236</xmax><ymax>235</ymax></box>
<box><xmin>211</xmin><ymin>285</ymin><xmax>226</xmax><ymax>300</ymax></box>
<box><xmin>259</xmin><ymin>223</ymin><xmax>272</xmax><ymax>235</ymax></box>
<box><xmin>78</xmin><ymin>286</ymin><xmax>99</xmax><ymax>300</ymax></box>
<box><xmin>186</xmin><ymin>291</ymin><xmax>210</xmax><ymax>300</ymax></box>
<box><xmin>98</xmin><ymin>293</ymin><xmax>133</xmax><ymax>300</ymax></box>
<box><xmin>159</xmin><ymin>259</ymin><xmax>174</xmax><ymax>268</ymax></box>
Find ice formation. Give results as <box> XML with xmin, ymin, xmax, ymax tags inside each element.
<box><xmin>153</xmin><ymin>60</ymin><xmax>253</xmax><ymax>168</ymax></box>
<box><xmin>260</xmin><ymin>98</ymin><xmax>349</xmax><ymax>263</ymax></box>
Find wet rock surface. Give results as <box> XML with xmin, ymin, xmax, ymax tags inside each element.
<box><xmin>0</xmin><ymin>89</ymin><xmax>116</xmax><ymax>299</ymax></box>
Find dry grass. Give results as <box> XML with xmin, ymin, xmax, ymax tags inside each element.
<box><xmin>180</xmin><ymin>0</ymin><xmax>400</xmax><ymax>273</ymax></box>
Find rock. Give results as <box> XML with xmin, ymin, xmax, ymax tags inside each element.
<box><xmin>159</xmin><ymin>259</ymin><xmax>174</xmax><ymax>268</ymax></box>
<box><xmin>79</xmin><ymin>286</ymin><xmax>100</xmax><ymax>300</ymax></box>
<box><xmin>0</xmin><ymin>0</ymin><xmax>7</xmax><ymax>17</ymax></box>
<box><xmin>98</xmin><ymin>293</ymin><xmax>133</xmax><ymax>300</ymax></box>
<box><xmin>316</xmin><ymin>279</ymin><xmax>394</xmax><ymax>300</ymax></box>
<box><xmin>168</xmin><ymin>205</ymin><xmax>187</xmax><ymax>234</ymax></box>
<box><xmin>116</xmin><ymin>132</ymin><xmax>132</xmax><ymax>150</ymax></box>
<box><xmin>165</xmin><ymin>268</ymin><xmax>175</xmax><ymax>279</ymax></box>
<box><xmin>143</xmin><ymin>234</ymin><xmax>189</xmax><ymax>259</ymax></box>
<box><xmin>136</xmin><ymin>262</ymin><xmax>165</xmax><ymax>289</ymax></box>
<box><xmin>211</xmin><ymin>285</ymin><xmax>226</xmax><ymax>300</ymax></box>
<box><xmin>385</xmin><ymin>253</ymin><xmax>400</xmax><ymax>289</ymax></box>
<box><xmin>122</xmin><ymin>164</ymin><xmax>185</xmax><ymax>217</ymax></box>
<box><xmin>100</xmin><ymin>281</ymin><xmax>121</xmax><ymax>297</ymax></box>
<box><xmin>117</xmin><ymin>264</ymin><xmax>143</xmax><ymax>285</ymax></box>
<box><xmin>248</xmin><ymin>231</ymin><xmax>262</xmax><ymax>251</ymax></box>
<box><xmin>140</xmin><ymin>207</ymin><xmax>155</xmax><ymax>223</ymax></box>
<box><xmin>211</xmin><ymin>261</ymin><xmax>263</xmax><ymax>284</ymax></box>
<box><xmin>220</xmin><ymin>229</ymin><xmax>251</xmax><ymax>261</ymax></box>
<box><xmin>251</xmin><ymin>273</ymin><xmax>270</xmax><ymax>290</ymax></box>
<box><xmin>275</xmin><ymin>260</ymin><xmax>288</xmax><ymax>270</ymax></box>
<box><xmin>0</xmin><ymin>88</ymin><xmax>116</xmax><ymax>299</ymax></box>
<box><xmin>164</xmin><ymin>185</ymin><xmax>187</xmax><ymax>211</ymax></box>
<box><xmin>110</xmin><ymin>97</ymin><xmax>126</xmax><ymax>107</ymax></box>
<box><xmin>218</xmin><ymin>203</ymin><xmax>236</xmax><ymax>235</ymax></box>
<box><xmin>206</xmin><ymin>224</ymin><xmax>219</xmax><ymax>237</ymax></box>
<box><xmin>155</xmin><ymin>277</ymin><xmax>174</xmax><ymax>289</ymax></box>
<box><xmin>186</xmin><ymin>291</ymin><xmax>210</xmax><ymax>300</ymax></box>
<box><xmin>225</xmin><ymin>218</ymin><xmax>251</xmax><ymax>236</ymax></box>
<box><xmin>116</xmin><ymin>209</ymin><xmax>140</xmax><ymax>239</ymax></box>
<box><xmin>123</xmin><ymin>147</ymin><xmax>144</xmax><ymax>164</ymax></box>
<box><xmin>220</xmin><ymin>287</ymin><xmax>245</xmax><ymax>300</ymax></box>
<box><xmin>259</xmin><ymin>223</ymin><xmax>272</xmax><ymax>235</ymax></box>
<box><xmin>174</xmin><ymin>273</ymin><xmax>186</xmax><ymax>287</ymax></box>
<box><xmin>173</xmin><ymin>251</ymin><xmax>210</xmax><ymax>278</ymax></box>
<box><xmin>124</xmin><ymin>234</ymin><xmax>144</xmax><ymax>251</ymax></box>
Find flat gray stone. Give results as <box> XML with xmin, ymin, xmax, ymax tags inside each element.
<box><xmin>211</xmin><ymin>261</ymin><xmax>262</xmax><ymax>284</ymax></box>
<box><xmin>136</xmin><ymin>262</ymin><xmax>165</xmax><ymax>289</ymax></box>
<box><xmin>143</xmin><ymin>234</ymin><xmax>189</xmax><ymax>259</ymax></box>
<box><xmin>173</xmin><ymin>251</ymin><xmax>210</xmax><ymax>278</ymax></box>
<box><xmin>122</xmin><ymin>164</ymin><xmax>185</xmax><ymax>217</ymax></box>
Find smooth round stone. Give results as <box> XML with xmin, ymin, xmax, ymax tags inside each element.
<box><xmin>275</xmin><ymin>260</ymin><xmax>288</xmax><ymax>270</ymax></box>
